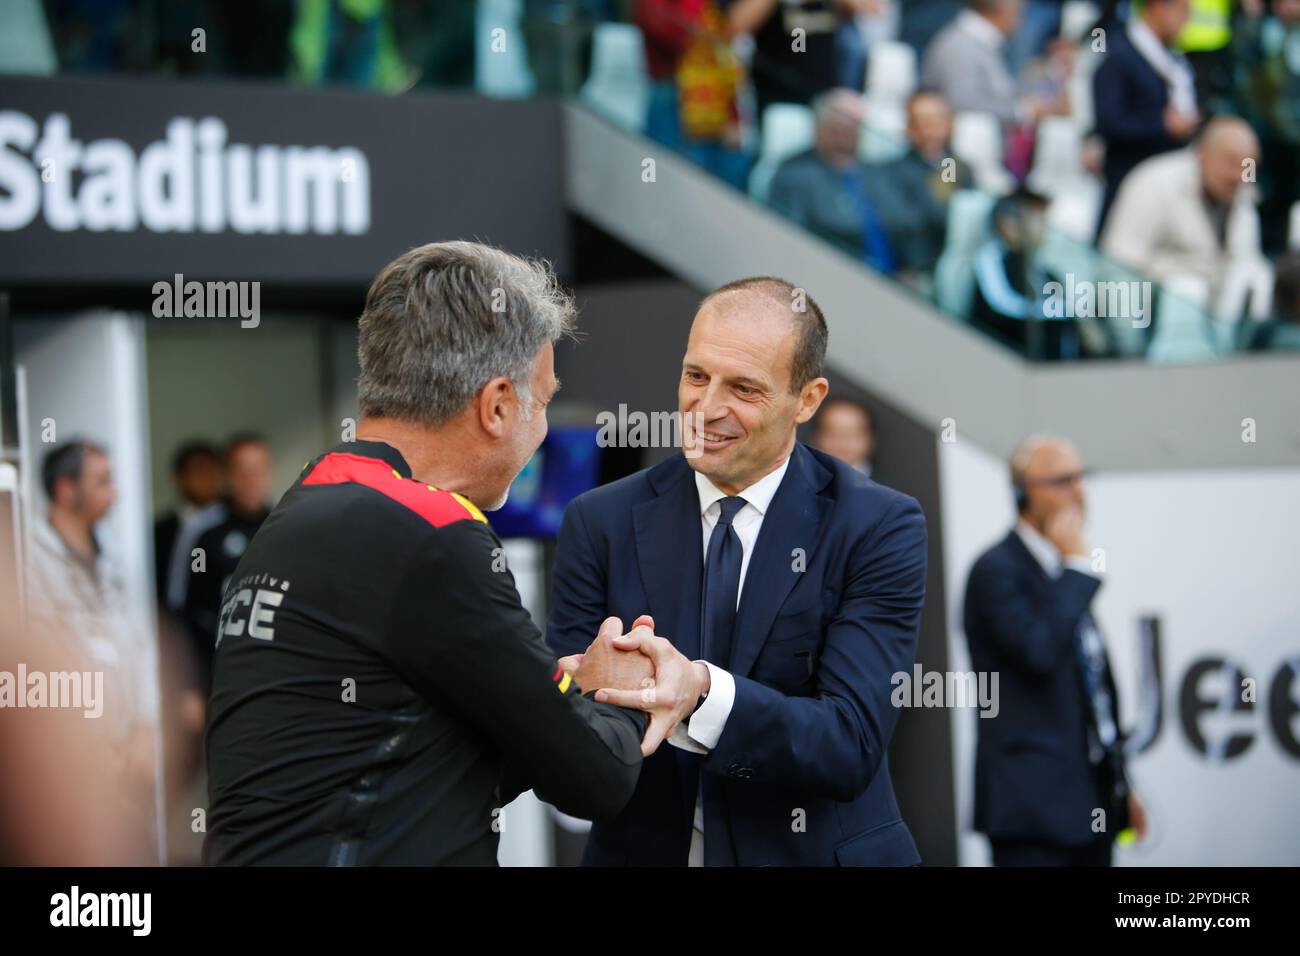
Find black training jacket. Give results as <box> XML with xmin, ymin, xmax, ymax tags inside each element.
<box><xmin>203</xmin><ymin>440</ymin><xmax>644</xmax><ymax>865</ymax></box>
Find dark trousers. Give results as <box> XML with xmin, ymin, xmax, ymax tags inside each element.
<box><xmin>991</xmin><ymin>836</ymin><xmax>1113</xmax><ymax>867</ymax></box>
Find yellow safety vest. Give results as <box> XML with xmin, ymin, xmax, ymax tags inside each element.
<box><xmin>1177</xmin><ymin>0</ymin><xmax>1233</xmax><ymax>52</ymax></box>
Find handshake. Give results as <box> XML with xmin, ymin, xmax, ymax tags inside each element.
<box><xmin>559</xmin><ymin>615</ymin><xmax>711</xmax><ymax>756</ymax></box>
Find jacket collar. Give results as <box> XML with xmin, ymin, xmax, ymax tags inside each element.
<box><xmin>325</xmin><ymin>439</ymin><xmax>413</xmax><ymax>478</ymax></box>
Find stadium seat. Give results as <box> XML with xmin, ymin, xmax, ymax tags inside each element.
<box><xmin>579</xmin><ymin>23</ymin><xmax>650</xmax><ymax>132</ymax></box>
<box><xmin>934</xmin><ymin>190</ymin><xmax>998</xmax><ymax>316</ymax></box>
<box><xmin>865</xmin><ymin>40</ymin><xmax>917</xmax><ymax>105</ymax></box>
<box><xmin>1215</xmin><ymin>258</ymin><xmax>1274</xmax><ymax>342</ymax></box>
<box><xmin>951</xmin><ymin>111</ymin><xmax>1013</xmax><ymax>194</ymax></box>
<box><xmin>1148</xmin><ymin>275</ymin><xmax>1218</xmax><ymax>363</ymax></box>
<box><xmin>1029</xmin><ymin>117</ymin><xmax>1085</xmax><ymax>194</ymax></box>
<box><xmin>860</xmin><ymin>102</ymin><xmax>908</xmax><ymax>163</ymax></box>
<box><xmin>475</xmin><ymin>0</ymin><xmax>536</xmax><ymax>98</ymax></box>
<box><xmin>748</xmin><ymin>104</ymin><xmax>817</xmax><ymax>203</ymax></box>
<box><xmin>1060</xmin><ymin>2</ymin><xmax>1101</xmax><ymax>43</ymax></box>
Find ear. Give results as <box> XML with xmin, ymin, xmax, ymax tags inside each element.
<box><xmin>794</xmin><ymin>377</ymin><xmax>830</xmax><ymax>426</ymax></box>
<box><xmin>476</xmin><ymin>375</ymin><xmax>516</xmax><ymax>439</ymax></box>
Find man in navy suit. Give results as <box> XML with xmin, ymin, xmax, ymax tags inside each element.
<box><xmin>963</xmin><ymin>436</ymin><xmax>1147</xmax><ymax>866</ymax></box>
<box><xmin>1092</xmin><ymin>0</ymin><xmax>1199</xmax><ymax>236</ymax></box>
<box><xmin>546</xmin><ymin>277</ymin><xmax>928</xmax><ymax>866</ymax></box>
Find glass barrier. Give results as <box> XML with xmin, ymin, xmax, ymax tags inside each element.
<box><xmin>6</xmin><ymin>0</ymin><xmax>1295</xmax><ymax>363</ymax></box>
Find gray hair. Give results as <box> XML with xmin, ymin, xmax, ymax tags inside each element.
<box><xmin>357</xmin><ymin>241</ymin><xmax>576</xmax><ymax>426</ymax></box>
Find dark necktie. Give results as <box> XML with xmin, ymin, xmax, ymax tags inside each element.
<box><xmin>1076</xmin><ymin>611</ymin><xmax>1118</xmax><ymax>763</ymax></box>
<box><xmin>701</xmin><ymin>496</ymin><xmax>747</xmax><ymax>670</ymax></box>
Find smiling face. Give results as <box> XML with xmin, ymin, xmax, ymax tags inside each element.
<box><xmin>678</xmin><ymin>293</ymin><xmax>826</xmax><ymax>495</ymax></box>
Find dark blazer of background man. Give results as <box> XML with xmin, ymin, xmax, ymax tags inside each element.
<box><xmin>963</xmin><ymin>436</ymin><xmax>1146</xmax><ymax>867</ymax></box>
<box><xmin>1092</xmin><ymin>0</ymin><xmax>1198</xmax><ymax>235</ymax></box>
<box><xmin>547</xmin><ymin>278</ymin><xmax>928</xmax><ymax>866</ymax></box>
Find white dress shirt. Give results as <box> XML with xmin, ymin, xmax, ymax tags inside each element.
<box><xmin>1015</xmin><ymin>519</ymin><xmax>1096</xmax><ymax>580</ymax></box>
<box><xmin>1126</xmin><ymin>16</ymin><xmax>1198</xmax><ymax>117</ymax></box>
<box><xmin>672</xmin><ymin>455</ymin><xmax>791</xmax><ymax>865</ymax></box>
<box><xmin>1014</xmin><ymin>520</ymin><xmax>1117</xmax><ymax>754</ymax></box>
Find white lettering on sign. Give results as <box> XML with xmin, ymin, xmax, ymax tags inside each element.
<box><xmin>0</xmin><ymin>112</ymin><xmax>370</xmax><ymax>236</ymax></box>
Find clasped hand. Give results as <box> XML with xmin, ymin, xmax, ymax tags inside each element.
<box><xmin>559</xmin><ymin>615</ymin><xmax>709</xmax><ymax>756</ymax></box>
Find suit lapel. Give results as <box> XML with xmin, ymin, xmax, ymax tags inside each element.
<box><xmin>729</xmin><ymin>444</ymin><xmax>834</xmax><ymax>679</ymax></box>
<box><xmin>633</xmin><ymin>458</ymin><xmax>705</xmax><ymax>661</ymax></box>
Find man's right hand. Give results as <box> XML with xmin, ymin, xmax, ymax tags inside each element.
<box><xmin>571</xmin><ymin>616</ymin><xmax>655</xmax><ymax>697</ymax></box>
<box><xmin>1164</xmin><ymin>106</ymin><xmax>1199</xmax><ymax>140</ymax></box>
<box><xmin>1045</xmin><ymin>504</ymin><xmax>1088</xmax><ymax>559</ymax></box>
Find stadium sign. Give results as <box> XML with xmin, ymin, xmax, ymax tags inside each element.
<box><xmin>0</xmin><ymin>74</ymin><xmax>567</xmax><ymax>287</ymax></box>
<box><xmin>0</xmin><ymin>112</ymin><xmax>370</xmax><ymax>236</ymax></box>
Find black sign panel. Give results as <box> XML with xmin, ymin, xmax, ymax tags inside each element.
<box><xmin>0</xmin><ymin>75</ymin><xmax>568</xmax><ymax>288</ymax></box>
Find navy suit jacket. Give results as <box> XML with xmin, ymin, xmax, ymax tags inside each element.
<box><xmin>962</xmin><ymin>531</ymin><xmax>1128</xmax><ymax>847</ymax></box>
<box><xmin>1092</xmin><ymin>29</ymin><xmax>1191</xmax><ymax>231</ymax></box>
<box><xmin>545</xmin><ymin>442</ymin><xmax>927</xmax><ymax>866</ymax></box>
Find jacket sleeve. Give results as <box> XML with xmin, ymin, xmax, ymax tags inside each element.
<box><xmin>967</xmin><ymin>552</ymin><xmax>1100</xmax><ymax>681</ymax></box>
<box><xmin>381</xmin><ymin>519</ymin><xmax>643</xmax><ymax>822</ymax></box>
<box><xmin>703</xmin><ymin>495</ymin><xmax>928</xmax><ymax>803</ymax></box>
<box><xmin>1093</xmin><ymin>54</ymin><xmax>1178</xmax><ymax>148</ymax></box>
<box><xmin>545</xmin><ymin>496</ymin><xmax>610</xmax><ymax>658</ymax></box>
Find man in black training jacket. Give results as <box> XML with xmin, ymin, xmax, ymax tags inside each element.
<box><xmin>204</xmin><ymin>241</ymin><xmax>695</xmax><ymax>865</ymax></box>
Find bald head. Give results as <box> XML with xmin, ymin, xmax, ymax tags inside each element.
<box><xmin>1198</xmin><ymin>116</ymin><xmax>1260</xmax><ymax>204</ymax></box>
<box><xmin>812</xmin><ymin>88</ymin><xmax>865</xmax><ymax>167</ymax></box>
<box><xmin>1010</xmin><ymin>435</ymin><xmax>1087</xmax><ymax>527</ymax></box>
<box><xmin>699</xmin><ymin>278</ymin><xmax>827</xmax><ymax>394</ymax></box>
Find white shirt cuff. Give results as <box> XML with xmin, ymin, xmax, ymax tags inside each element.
<box><xmin>1064</xmin><ymin>556</ymin><xmax>1100</xmax><ymax>577</ymax></box>
<box><xmin>667</xmin><ymin>661</ymin><xmax>735</xmax><ymax>754</ymax></box>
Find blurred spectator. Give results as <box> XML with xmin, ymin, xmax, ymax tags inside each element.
<box><xmin>524</xmin><ymin>1</ymin><xmax>616</xmax><ymax>95</ymax></box>
<box><xmin>921</xmin><ymin>0</ymin><xmax>1024</xmax><ymax>125</ymax></box>
<box><xmin>0</xmin><ymin>623</ymin><xmax>154</xmax><ymax>864</ymax></box>
<box><xmin>873</xmin><ymin>91</ymin><xmax>974</xmax><ymax>278</ymax></box>
<box><xmin>391</xmin><ymin>0</ymin><xmax>475</xmax><ymax>89</ymax></box>
<box><xmin>636</xmin><ymin>0</ymin><xmax>751</xmax><ymax>188</ymax></box>
<box><xmin>1007</xmin><ymin>33</ymin><xmax>1078</xmax><ymax>178</ymax></box>
<box><xmin>899</xmin><ymin>0</ymin><xmax>966</xmax><ymax>56</ymax></box>
<box><xmin>1005</xmin><ymin>0</ymin><xmax>1064</xmax><ymax>76</ymax></box>
<box><xmin>768</xmin><ymin>88</ymin><xmax>899</xmax><ymax>273</ymax></box>
<box><xmin>154</xmin><ymin>441</ymin><xmax>225</xmax><ymax>609</ymax></box>
<box><xmin>208</xmin><ymin>0</ymin><xmax>295</xmax><ymax>78</ymax></box>
<box><xmin>834</xmin><ymin>2</ymin><xmax>879</xmax><ymax>90</ymax></box>
<box><xmin>1235</xmin><ymin>0</ymin><xmax>1300</xmax><ymax>253</ymax></box>
<box><xmin>725</xmin><ymin>0</ymin><xmax>868</xmax><ymax>122</ymax></box>
<box><xmin>970</xmin><ymin>187</ymin><xmax>1082</xmax><ymax>358</ymax></box>
<box><xmin>289</xmin><ymin>0</ymin><xmax>409</xmax><ymax>90</ymax></box>
<box><xmin>810</xmin><ymin>398</ymin><xmax>875</xmax><ymax>474</ymax></box>
<box><xmin>1101</xmin><ymin>116</ymin><xmax>1262</xmax><ymax>304</ymax></box>
<box><xmin>183</xmin><ymin>434</ymin><xmax>274</xmax><ymax>693</ymax></box>
<box><xmin>1246</xmin><ymin>251</ymin><xmax>1300</xmax><ymax>349</ymax></box>
<box><xmin>43</xmin><ymin>0</ymin><xmax>136</xmax><ymax>72</ymax></box>
<box><xmin>963</xmin><ymin>436</ymin><xmax>1146</xmax><ymax>866</ymax></box>
<box><xmin>1020</xmin><ymin>34</ymin><xmax>1076</xmax><ymax>119</ymax></box>
<box><xmin>1093</xmin><ymin>0</ymin><xmax>1199</xmax><ymax>237</ymax></box>
<box><xmin>1176</xmin><ymin>0</ymin><xmax>1237</xmax><ymax>111</ymax></box>
<box><xmin>24</xmin><ymin>440</ymin><xmax>158</xmax><ymax>837</ymax></box>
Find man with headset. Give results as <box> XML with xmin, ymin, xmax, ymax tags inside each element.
<box><xmin>962</xmin><ymin>435</ymin><xmax>1147</xmax><ymax>866</ymax></box>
